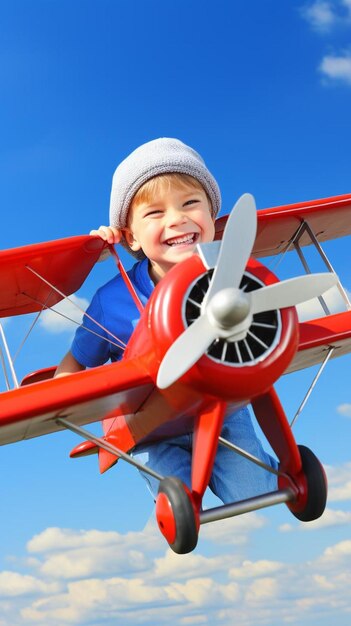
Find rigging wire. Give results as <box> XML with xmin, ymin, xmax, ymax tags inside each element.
<box><xmin>12</xmin><ymin>292</ymin><xmax>53</xmax><ymax>364</ymax></box>
<box><xmin>24</xmin><ymin>265</ymin><xmax>127</xmax><ymax>350</ymax></box>
<box><xmin>0</xmin><ymin>346</ymin><xmax>11</xmax><ymax>391</ymax></box>
<box><xmin>21</xmin><ymin>292</ymin><xmax>127</xmax><ymax>352</ymax></box>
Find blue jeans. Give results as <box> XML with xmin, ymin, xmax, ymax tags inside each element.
<box><xmin>132</xmin><ymin>407</ymin><xmax>278</xmax><ymax>504</ymax></box>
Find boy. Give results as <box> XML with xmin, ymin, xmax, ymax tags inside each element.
<box><xmin>56</xmin><ymin>138</ymin><xmax>278</xmax><ymax>503</ymax></box>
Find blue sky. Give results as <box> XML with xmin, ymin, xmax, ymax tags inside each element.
<box><xmin>0</xmin><ymin>1</ymin><xmax>351</xmax><ymax>625</ymax></box>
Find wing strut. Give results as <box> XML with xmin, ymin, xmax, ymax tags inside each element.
<box><xmin>57</xmin><ymin>418</ymin><xmax>164</xmax><ymax>481</ymax></box>
<box><xmin>108</xmin><ymin>245</ymin><xmax>144</xmax><ymax>314</ymax></box>
<box><xmin>290</xmin><ymin>347</ymin><xmax>335</xmax><ymax>428</ymax></box>
<box><xmin>293</xmin><ymin>221</ymin><xmax>351</xmax><ymax>312</ymax></box>
<box><xmin>0</xmin><ymin>322</ymin><xmax>19</xmax><ymax>389</ymax></box>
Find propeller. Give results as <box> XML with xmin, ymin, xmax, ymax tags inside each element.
<box><xmin>202</xmin><ymin>193</ymin><xmax>257</xmax><ymax>306</ymax></box>
<box><xmin>156</xmin><ymin>194</ymin><xmax>338</xmax><ymax>389</ymax></box>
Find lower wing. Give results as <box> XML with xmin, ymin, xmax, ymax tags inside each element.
<box><xmin>288</xmin><ymin>310</ymin><xmax>351</xmax><ymax>373</ymax></box>
<box><xmin>0</xmin><ymin>358</ymin><xmax>154</xmax><ymax>446</ymax></box>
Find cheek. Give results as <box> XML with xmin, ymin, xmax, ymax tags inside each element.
<box><xmin>136</xmin><ymin>223</ymin><xmax>161</xmax><ymax>249</ymax></box>
<box><xmin>204</xmin><ymin>216</ymin><xmax>215</xmax><ymax>240</ymax></box>
<box><xmin>145</xmin><ymin>222</ymin><xmax>162</xmax><ymax>237</ymax></box>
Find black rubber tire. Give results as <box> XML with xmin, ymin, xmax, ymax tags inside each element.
<box><xmin>292</xmin><ymin>445</ymin><xmax>327</xmax><ymax>522</ymax></box>
<box><xmin>157</xmin><ymin>477</ymin><xmax>198</xmax><ymax>554</ymax></box>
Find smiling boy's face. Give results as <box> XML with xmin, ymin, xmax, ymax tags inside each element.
<box><xmin>123</xmin><ymin>176</ymin><xmax>215</xmax><ymax>284</ymax></box>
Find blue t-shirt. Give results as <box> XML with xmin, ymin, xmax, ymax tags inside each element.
<box><xmin>71</xmin><ymin>257</ymin><xmax>154</xmax><ymax>367</ymax></box>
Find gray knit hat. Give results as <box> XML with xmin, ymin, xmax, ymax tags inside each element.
<box><xmin>109</xmin><ymin>138</ymin><xmax>221</xmax><ymax>240</ymax></box>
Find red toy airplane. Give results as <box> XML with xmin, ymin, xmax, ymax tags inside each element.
<box><xmin>1</xmin><ymin>193</ymin><xmax>351</xmax><ymax>554</ymax></box>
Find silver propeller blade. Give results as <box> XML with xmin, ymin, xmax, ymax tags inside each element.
<box><xmin>251</xmin><ymin>273</ymin><xmax>338</xmax><ymax>315</ymax></box>
<box><xmin>204</xmin><ymin>193</ymin><xmax>257</xmax><ymax>305</ymax></box>
<box><xmin>157</xmin><ymin>315</ymin><xmax>217</xmax><ymax>389</ymax></box>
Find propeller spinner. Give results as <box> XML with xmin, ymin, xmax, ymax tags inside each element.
<box><xmin>157</xmin><ymin>194</ymin><xmax>338</xmax><ymax>389</ymax></box>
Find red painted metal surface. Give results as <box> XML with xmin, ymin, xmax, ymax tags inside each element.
<box><xmin>191</xmin><ymin>400</ymin><xmax>227</xmax><ymax>505</ymax></box>
<box><xmin>146</xmin><ymin>254</ymin><xmax>299</xmax><ymax>402</ymax></box>
<box><xmin>0</xmin><ymin>235</ymin><xmax>105</xmax><ymax>317</ymax></box>
<box><xmin>155</xmin><ymin>493</ymin><xmax>177</xmax><ymax>544</ymax></box>
<box><xmin>252</xmin><ymin>387</ymin><xmax>302</xmax><ymax>476</ymax></box>
<box><xmin>0</xmin><ymin>358</ymin><xmax>153</xmax><ymax>445</ymax></box>
<box><xmin>215</xmin><ymin>193</ymin><xmax>351</xmax><ymax>257</ymax></box>
<box><xmin>288</xmin><ymin>310</ymin><xmax>351</xmax><ymax>373</ymax></box>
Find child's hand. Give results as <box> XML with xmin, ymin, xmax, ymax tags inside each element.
<box><xmin>89</xmin><ymin>225</ymin><xmax>122</xmax><ymax>245</ymax></box>
<box><xmin>90</xmin><ymin>226</ymin><xmax>122</xmax><ymax>261</ymax></box>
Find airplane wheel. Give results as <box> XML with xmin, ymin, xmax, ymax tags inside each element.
<box><xmin>292</xmin><ymin>445</ymin><xmax>327</xmax><ymax>522</ymax></box>
<box><xmin>155</xmin><ymin>477</ymin><xmax>199</xmax><ymax>554</ymax></box>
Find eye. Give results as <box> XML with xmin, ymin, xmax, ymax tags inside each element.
<box><xmin>144</xmin><ymin>209</ymin><xmax>163</xmax><ymax>217</ymax></box>
<box><xmin>184</xmin><ymin>198</ymin><xmax>200</xmax><ymax>207</ymax></box>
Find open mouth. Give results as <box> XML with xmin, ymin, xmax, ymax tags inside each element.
<box><xmin>164</xmin><ymin>233</ymin><xmax>199</xmax><ymax>247</ymax></box>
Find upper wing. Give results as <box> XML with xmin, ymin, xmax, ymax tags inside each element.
<box><xmin>0</xmin><ymin>358</ymin><xmax>154</xmax><ymax>446</ymax></box>
<box><xmin>287</xmin><ymin>310</ymin><xmax>351</xmax><ymax>373</ymax></box>
<box><xmin>215</xmin><ymin>193</ymin><xmax>351</xmax><ymax>257</ymax></box>
<box><xmin>0</xmin><ymin>235</ymin><xmax>106</xmax><ymax>317</ymax></box>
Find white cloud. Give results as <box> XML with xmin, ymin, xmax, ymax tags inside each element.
<box><xmin>337</xmin><ymin>403</ymin><xmax>351</xmax><ymax>418</ymax></box>
<box><xmin>152</xmin><ymin>550</ymin><xmax>235</xmax><ymax>582</ymax></box>
<box><xmin>27</xmin><ymin>525</ymin><xmax>160</xmax><ymax>580</ymax></box>
<box><xmin>40</xmin><ymin>547</ymin><xmax>147</xmax><ymax>579</ymax></box>
<box><xmin>180</xmin><ymin>618</ymin><xmax>208</xmax><ymax>625</ymax></box>
<box><xmin>301</xmin><ymin>2</ymin><xmax>351</xmax><ymax>86</ymax></box>
<box><xmin>279</xmin><ymin>507</ymin><xmax>351</xmax><ymax>532</ymax></box>
<box><xmin>301</xmin><ymin>508</ymin><xmax>351</xmax><ymax>528</ymax></box>
<box><xmin>319</xmin><ymin>53</ymin><xmax>351</xmax><ymax>84</ymax></box>
<box><xmin>301</xmin><ymin>0</ymin><xmax>351</xmax><ymax>32</ymax></box>
<box><xmin>229</xmin><ymin>560</ymin><xmax>283</xmax><ymax>580</ymax></box>
<box><xmin>0</xmin><ymin>572</ymin><xmax>59</xmax><ymax>597</ymax></box>
<box><xmin>330</xmin><ymin>481</ymin><xmax>351</xmax><ymax>500</ymax></box>
<box><xmin>27</xmin><ymin>527</ymin><xmax>126</xmax><ymax>553</ymax></box>
<box><xmin>167</xmin><ymin>577</ymin><xmax>240</xmax><ymax>605</ymax></box>
<box><xmin>279</xmin><ymin>522</ymin><xmax>294</xmax><ymax>532</ymax></box>
<box><xmin>317</xmin><ymin>538</ymin><xmax>351</xmax><ymax>564</ymax></box>
<box><xmin>199</xmin><ymin>513</ymin><xmax>267</xmax><ymax>546</ymax></box>
<box><xmin>27</xmin><ymin>517</ymin><xmax>266</xmax><ymax>583</ymax></box>
<box><xmin>21</xmin><ymin>577</ymin><xmax>171</xmax><ymax>625</ymax></box>
<box><xmin>325</xmin><ymin>462</ymin><xmax>351</xmax><ymax>500</ymax></box>
<box><xmin>245</xmin><ymin>576</ymin><xmax>279</xmax><ymax>602</ymax></box>
<box><xmin>38</xmin><ymin>295</ymin><xmax>89</xmax><ymax>334</ymax></box>
<box><xmin>1</xmin><ymin>518</ymin><xmax>350</xmax><ymax>626</ymax></box>
<box><xmin>27</xmin><ymin>519</ymin><xmax>161</xmax><ymax>555</ymax></box>
<box><xmin>20</xmin><ymin>576</ymin><xmax>238</xmax><ymax>625</ymax></box>
<box><xmin>301</xmin><ymin>1</ymin><xmax>337</xmax><ymax>32</ymax></box>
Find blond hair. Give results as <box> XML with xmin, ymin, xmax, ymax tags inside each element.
<box><xmin>130</xmin><ymin>173</ymin><xmax>213</xmax><ymax>215</ymax></box>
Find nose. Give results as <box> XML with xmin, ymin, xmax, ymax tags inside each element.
<box><xmin>166</xmin><ymin>206</ymin><xmax>187</xmax><ymax>227</ymax></box>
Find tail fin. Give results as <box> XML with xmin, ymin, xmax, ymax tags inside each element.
<box><xmin>98</xmin><ymin>414</ymin><xmax>137</xmax><ymax>473</ymax></box>
<box><xmin>98</xmin><ymin>448</ymin><xmax>119</xmax><ymax>473</ymax></box>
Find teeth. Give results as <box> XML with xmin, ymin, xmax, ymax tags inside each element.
<box><xmin>166</xmin><ymin>234</ymin><xmax>195</xmax><ymax>246</ymax></box>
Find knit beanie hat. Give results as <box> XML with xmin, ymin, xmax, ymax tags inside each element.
<box><xmin>109</xmin><ymin>138</ymin><xmax>221</xmax><ymax>257</ymax></box>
